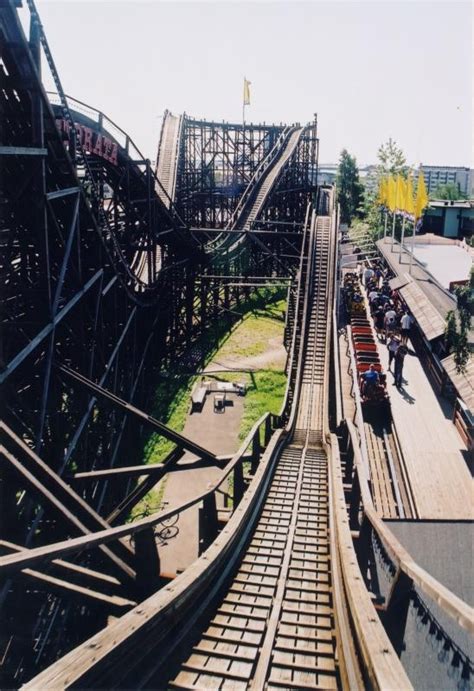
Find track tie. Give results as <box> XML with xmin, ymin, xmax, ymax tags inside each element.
<box><xmin>192</xmin><ymin>640</ymin><xmax>258</xmax><ymax>662</ymax></box>
<box><xmin>180</xmin><ymin>659</ymin><xmax>252</xmax><ymax>681</ymax></box>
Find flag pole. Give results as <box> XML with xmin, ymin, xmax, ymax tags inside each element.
<box><xmin>399</xmin><ymin>215</ymin><xmax>406</xmax><ymax>260</ymax></box>
<box><xmin>390</xmin><ymin>210</ymin><xmax>397</xmax><ymax>251</ymax></box>
<box><xmin>409</xmin><ymin>218</ymin><xmax>416</xmax><ymax>274</ymax></box>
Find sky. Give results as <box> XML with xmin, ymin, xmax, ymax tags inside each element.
<box><xmin>25</xmin><ymin>0</ymin><xmax>473</xmax><ymax>167</ymax></box>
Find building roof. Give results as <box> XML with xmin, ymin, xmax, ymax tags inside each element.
<box><xmin>389</xmin><ymin>273</ymin><xmax>411</xmax><ymax>291</ymax></box>
<box><xmin>429</xmin><ymin>200</ymin><xmax>473</xmax><ymax>210</ymax></box>
<box><xmin>377</xmin><ymin>239</ymin><xmax>460</xmax><ymax>342</ymax></box>
<box><xmin>441</xmin><ymin>353</ymin><xmax>474</xmax><ymax>411</ymax></box>
<box><xmin>399</xmin><ymin>281</ymin><xmax>447</xmax><ymax>341</ymax></box>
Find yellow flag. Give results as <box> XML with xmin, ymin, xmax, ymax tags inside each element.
<box><xmin>405</xmin><ymin>176</ymin><xmax>415</xmax><ymax>217</ymax></box>
<box><xmin>395</xmin><ymin>174</ymin><xmax>404</xmax><ymax>213</ymax></box>
<box><xmin>243</xmin><ymin>77</ymin><xmax>251</xmax><ymax>106</ymax></box>
<box><xmin>377</xmin><ymin>178</ymin><xmax>385</xmax><ymax>206</ymax></box>
<box><xmin>387</xmin><ymin>175</ymin><xmax>396</xmax><ymax>212</ymax></box>
<box><xmin>415</xmin><ymin>172</ymin><xmax>429</xmax><ymax>220</ymax></box>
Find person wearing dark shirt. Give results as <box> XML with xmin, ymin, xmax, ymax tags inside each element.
<box><xmin>394</xmin><ymin>344</ymin><xmax>408</xmax><ymax>388</ymax></box>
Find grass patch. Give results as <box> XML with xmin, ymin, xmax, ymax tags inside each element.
<box><xmin>215</xmin><ymin>302</ymin><xmax>286</xmax><ymax>362</ymax></box>
<box><xmin>131</xmin><ymin>288</ymin><xmax>287</xmax><ymax>520</ymax></box>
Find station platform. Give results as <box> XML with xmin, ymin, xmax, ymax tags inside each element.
<box><xmin>377</xmin><ymin>337</ymin><xmax>473</xmax><ymax>520</ymax></box>
<box><xmin>376</xmin><ymin>237</ymin><xmax>457</xmax><ymax>320</ymax></box>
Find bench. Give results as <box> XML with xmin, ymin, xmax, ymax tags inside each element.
<box><xmin>191</xmin><ymin>386</ymin><xmax>207</xmax><ymax>413</ymax></box>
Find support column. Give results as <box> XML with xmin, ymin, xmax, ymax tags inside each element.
<box><xmin>134</xmin><ymin>528</ymin><xmax>161</xmax><ymax>597</ymax></box>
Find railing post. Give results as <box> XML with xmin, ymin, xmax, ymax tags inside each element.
<box><xmin>233</xmin><ymin>463</ymin><xmax>244</xmax><ymax>507</ymax></box>
<box><xmin>355</xmin><ymin>515</ymin><xmax>372</xmax><ymax>578</ymax></box>
<box><xmin>199</xmin><ymin>490</ymin><xmax>218</xmax><ymax>555</ymax></box>
<box><xmin>134</xmin><ymin>528</ymin><xmax>161</xmax><ymax>597</ymax></box>
<box><xmin>264</xmin><ymin>415</ymin><xmax>272</xmax><ymax>445</ymax></box>
<box><xmin>382</xmin><ymin>570</ymin><xmax>413</xmax><ymax>656</ymax></box>
<box><xmin>348</xmin><ymin>473</ymin><xmax>361</xmax><ymax>531</ymax></box>
<box><xmin>251</xmin><ymin>431</ymin><xmax>261</xmax><ymax>475</ymax></box>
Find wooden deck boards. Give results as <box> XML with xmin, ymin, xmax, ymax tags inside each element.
<box><xmin>378</xmin><ymin>339</ymin><xmax>473</xmax><ymax>520</ymax></box>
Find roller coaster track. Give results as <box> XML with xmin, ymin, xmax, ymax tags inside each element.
<box><xmin>207</xmin><ymin>125</ymin><xmax>304</xmax><ymax>262</ymax></box>
<box><xmin>2</xmin><ymin>3</ymin><xmax>472</xmax><ymax>688</ymax></box>
<box><xmin>18</xmin><ymin>0</ymin><xmax>198</xmax><ymax>307</ymax></box>
<box><xmin>22</xmin><ymin>195</ymin><xmax>413</xmax><ymax>690</ymax></box>
<box><xmin>156</xmin><ymin>110</ymin><xmax>183</xmax><ymax>208</ymax></box>
<box><xmin>164</xmin><ymin>211</ymin><xmax>338</xmax><ymax>689</ymax></box>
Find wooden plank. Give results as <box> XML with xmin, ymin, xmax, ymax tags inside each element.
<box><xmin>347</xmin><ymin>423</ymin><xmax>474</xmax><ymax>634</ymax></box>
<box><xmin>328</xmin><ymin>435</ymin><xmax>414</xmax><ymax>690</ymax></box>
<box><xmin>0</xmin><ymin>145</ymin><xmax>47</xmax><ymax>155</ymax></box>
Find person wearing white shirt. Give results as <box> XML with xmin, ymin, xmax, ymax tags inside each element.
<box><xmin>384</xmin><ymin>309</ymin><xmax>397</xmax><ymax>337</ymax></box>
<box><xmin>400</xmin><ymin>312</ymin><xmax>412</xmax><ymax>345</ymax></box>
<box><xmin>363</xmin><ymin>266</ymin><xmax>374</xmax><ymax>286</ymax></box>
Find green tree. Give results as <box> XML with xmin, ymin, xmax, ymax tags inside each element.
<box><xmin>361</xmin><ymin>138</ymin><xmax>409</xmax><ymax>235</ymax></box>
<box><xmin>453</xmin><ymin>321</ymin><xmax>470</xmax><ymax>374</ymax></box>
<box><xmin>376</xmin><ymin>138</ymin><xmax>409</xmax><ymax>177</ymax></box>
<box><xmin>431</xmin><ymin>183</ymin><xmax>466</xmax><ymax>201</ymax></box>
<box><xmin>336</xmin><ymin>149</ymin><xmax>363</xmax><ymax>226</ymax></box>
<box><xmin>444</xmin><ymin>311</ymin><xmax>458</xmax><ymax>354</ymax></box>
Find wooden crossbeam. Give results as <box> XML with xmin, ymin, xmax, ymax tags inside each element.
<box><xmin>59</xmin><ymin>365</ymin><xmax>217</xmax><ymax>463</ymax></box>
<box><xmin>0</xmin><ymin>542</ymin><xmax>135</xmax><ymax>614</ymax></box>
<box><xmin>71</xmin><ymin>455</ymin><xmax>229</xmax><ymax>483</ymax></box>
<box><xmin>0</xmin><ymin>423</ymin><xmax>136</xmax><ymax>582</ymax></box>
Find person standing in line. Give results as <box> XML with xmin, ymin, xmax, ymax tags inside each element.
<box><xmin>394</xmin><ymin>343</ymin><xmax>408</xmax><ymax>388</ymax></box>
<box><xmin>374</xmin><ymin>305</ymin><xmax>385</xmax><ymax>340</ymax></box>
<box><xmin>384</xmin><ymin>306</ymin><xmax>397</xmax><ymax>339</ymax></box>
<box><xmin>363</xmin><ymin>264</ymin><xmax>374</xmax><ymax>287</ymax></box>
<box><xmin>387</xmin><ymin>335</ymin><xmax>400</xmax><ymax>370</ymax></box>
<box><xmin>400</xmin><ymin>311</ymin><xmax>413</xmax><ymax>345</ymax></box>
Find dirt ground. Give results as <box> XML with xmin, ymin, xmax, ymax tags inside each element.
<box><xmin>204</xmin><ymin>335</ymin><xmax>286</xmax><ymax>373</ymax></box>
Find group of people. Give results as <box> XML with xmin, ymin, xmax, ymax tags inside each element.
<box><xmin>357</xmin><ymin>259</ymin><xmax>413</xmax><ymax>390</ymax></box>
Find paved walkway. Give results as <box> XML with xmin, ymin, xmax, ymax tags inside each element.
<box><xmin>157</xmin><ymin>392</ymin><xmax>244</xmax><ymax>577</ymax></box>
<box><xmin>378</xmin><ymin>338</ymin><xmax>473</xmax><ymax>520</ymax></box>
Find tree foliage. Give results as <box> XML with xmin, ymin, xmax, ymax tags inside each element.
<box><xmin>445</xmin><ymin>271</ymin><xmax>473</xmax><ymax>373</ymax></box>
<box><xmin>361</xmin><ymin>138</ymin><xmax>409</xmax><ymax>234</ymax></box>
<box><xmin>453</xmin><ymin>321</ymin><xmax>470</xmax><ymax>374</ymax></box>
<box><xmin>336</xmin><ymin>149</ymin><xmax>363</xmax><ymax>226</ymax></box>
<box><xmin>376</xmin><ymin>138</ymin><xmax>409</xmax><ymax>177</ymax></box>
<box><xmin>444</xmin><ymin>311</ymin><xmax>458</xmax><ymax>354</ymax></box>
<box><xmin>431</xmin><ymin>183</ymin><xmax>466</xmax><ymax>201</ymax></box>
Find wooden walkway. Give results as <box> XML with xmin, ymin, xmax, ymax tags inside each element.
<box><xmin>377</xmin><ymin>339</ymin><xmax>473</xmax><ymax>520</ymax></box>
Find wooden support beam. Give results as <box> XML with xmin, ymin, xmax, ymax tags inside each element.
<box><xmin>0</xmin><ymin>423</ymin><xmax>136</xmax><ymax>582</ymax></box>
<box><xmin>381</xmin><ymin>570</ymin><xmax>413</xmax><ymax>656</ymax></box>
<box><xmin>18</xmin><ymin>568</ymin><xmax>136</xmax><ymax>614</ymax></box>
<box><xmin>70</xmin><ymin>454</ymin><xmax>230</xmax><ymax>483</ymax></box>
<box><xmin>134</xmin><ymin>529</ymin><xmax>161</xmax><ymax>598</ymax></box>
<box><xmin>199</xmin><ymin>491</ymin><xmax>218</xmax><ymax>556</ymax></box>
<box><xmin>0</xmin><ymin>146</ymin><xmax>47</xmax><ymax>156</ymax></box>
<box><xmin>59</xmin><ymin>365</ymin><xmax>217</xmax><ymax>463</ymax></box>
<box><xmin>0</xmin><ymin>541</ymin><xmax>135</xmax><ymax>612</ymax></box>
<box><xmin>71</xmin><ymin>463</ymin><xmax>165</xmax><ymax>482</ymax></box>
<box><xmin>0</xmin><ymin>540</ymin><xmax>123</xmax><ymax>594</ymax></box>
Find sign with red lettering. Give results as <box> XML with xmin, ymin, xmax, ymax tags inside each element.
<box><xmin>55</xmin><ymin>118</ymin><xmax>119</xmax><ymax>166</ymax></box>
